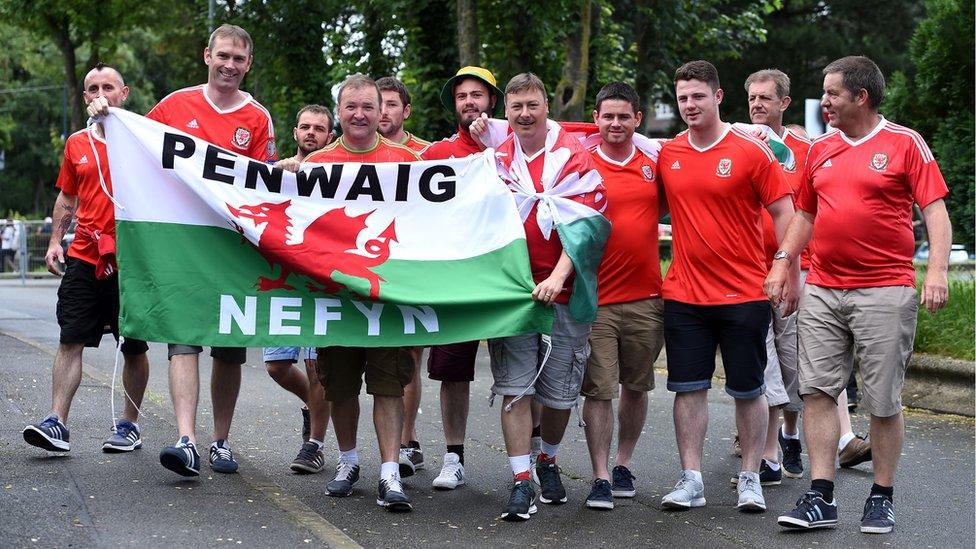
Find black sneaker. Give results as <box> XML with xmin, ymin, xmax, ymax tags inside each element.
<box><xmin>585</xmin><ymin>478</ymin><xmax>614</xmax><ymax>510</ymax></box>
<box><xmin>777</xmin><ymin>491</ymin><xmax>838</xmax><ymax>529</ymax></box>
<box><xmin>289</xmin><ymin>441</ymin><xmax>326</xmax><ymax>474</ymax></box>
<box><xmin>102</xmin><ymin>420</ymin><xmax>142</xmax><ymax>453</ymax></box>
<box><xmin>23</xmin><ymin>415</ymin><xmax>70</xmax><ymax>452</ymax></box>
<box><xmin>398</xmin><ymin>444</ymin><xmax>424</xmax><ymax>478</ymax></box>
<box><xmin>209</xmin><ymin>440</ymin><xmax>239</xmax><ymax>473</ymax></box>
<box><xmin>860</xmin><ymin>495</ymin><xmax>895</xmax><ymax>534</ymax></box>
<box><xmin>501</xmin><ymin>480</ymin><xmax>537</xmax><ymax>521</ymax></box>
<box><xmin>779</xmin><ymin>430</ymin><xmax>803</xmax><ymax>479</ymax></box>
<box><xmin>536</xmin><ymin>460</ymin><xmax>567</xmax><ymax>504</ymax></box>
<box><xmin>326</xmin><ymin>461</ymin><xmax>360</xmax><ymax>497</ymax></box>
<box><xmin>611</xmin><ymin>465</ymin><xmax>636</xmax><ymax>498</ymax></box>
<box><xmin>377</xmin><ymin>476</ymin><xmax>412</xmax><ymax>512</ymax></box>
<box><xmin>301</xmin><ymin>407</ymin><xmax>310</xmax><ymax>442</ymax></box>
<box><xmin>159</xmin><ymin>436</ymin><xmax>201</xmax><ymax>477</ymax></box>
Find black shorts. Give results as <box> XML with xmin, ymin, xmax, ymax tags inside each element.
<box><xmin>56</xmin><ymin>257</ymin><xmax>148</xmax><ymax>355</ymax></box>
<box><xmin>427</xmin><ymin>341</ymin><xmax>479</xmax><ymax>382</ymax></box>
<box><xmin>663</xmin><ymin>299</ymin><xmax>769</xmax><ymax>399</ymax></box>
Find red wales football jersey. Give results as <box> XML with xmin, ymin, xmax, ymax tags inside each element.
<box><xmin>761</xmin><ymin>127</ymin><xmax>812</xmax><ymax>269</ymax></box>
<box><xmin>658</xmin><ymin>124</ymin><xmax>791</xmax><ymax>305</ymax></box>
<box><xmin>797</xmin><ymin>118</ymin><xmax>948</xmax><ymax>289</ymax></box>
<box><xmin>304</xmin><ymin>136</ymin><xmax>420</xmax><ymax>163</ymax></box>
<box><xmin>55</xmin><ymin>129</ymin><xmax>115</xmax><ymax>265</ymax></box>
<box><xmin>421</xmin><ymin>127</ymin><xmax>482</xmax><ymax>160</ymax></box>
<box><xmin>147</xmin><ymin>85</ymin><xmax>277</xmax><ymax>162</ymax></box>
<box><xmin>400</xmin><ymin>132</ymin><xmax>430</xmax><ymax>153</ymax></box>
<box><xmin>589</xmin><ymin>145</ymin><xmax>662</xmax><ymax>304</ymax></box>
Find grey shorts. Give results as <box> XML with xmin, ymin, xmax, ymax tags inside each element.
<box><xmin>488</xmin><ymin>303</ymin><xmax>591</xmax><ymax>410</ymax></box>
<box><xmin>168</xmin><ymin>344</ymin><xmax>246</xmax><ymax>364</ymax></box>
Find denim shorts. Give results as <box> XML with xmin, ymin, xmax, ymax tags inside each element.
<box><xmin>263</xmin><ymin>346</ymin><xmax>318</xmax><ymax>363</ymax></box>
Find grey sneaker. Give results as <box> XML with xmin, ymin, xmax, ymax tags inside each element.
<box><xmin>398</xmin><ymin>444</ymin><xmax>424</xmax><ymax>478</ymax></box>
<box><xmin>377</xmin><ymin>476</ymin><xmax>412</xmax><ymax>512</ymax></box>
<box><xmin>326</xmin><ymin>461</ymin><xmax>360</xmax><ymax>497</ymax></box>
<box><xmin>102</xmin><ymin>420</ymin><xmax>142</xmax><ymax>453</ymax></box>
<box><xmin>289</xmin><ymin>441</ymin><xmax>326</xmax><ymax>474</ymax></box>
<box><xmin>661</xmin><ymin>471</ymin><xmax>706</xmax><ymax>509</ymax></box>
<box><xmin>736</xmin><ymin>473</ymin><xmax>767</xmax><ymax>512</ymax></box>
<box><xmin>432</xmin><ymin>452</ymin><xmax>466</xmax><ymax>490</ymax></box>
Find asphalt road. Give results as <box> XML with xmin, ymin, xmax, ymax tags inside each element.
<box><xmin>1</xmin><ymin>279</ymin><xmax>973</xmax><ymax>548</ymax></box>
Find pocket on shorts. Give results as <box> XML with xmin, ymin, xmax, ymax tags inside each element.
<box><xmin>566</xmin><ymin>342</ymin><xmax>590</xmax><ymax>396</ymax></box>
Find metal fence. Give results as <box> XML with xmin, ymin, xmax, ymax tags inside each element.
<box><xmin>0</xmin><ymin>219</ymin><xmax>75</xmax><ymax>281</ymax></box>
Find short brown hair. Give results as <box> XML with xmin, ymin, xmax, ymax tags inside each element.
<box><xmin>208</xmin><ymin>24</ymin><xmax>253</xmax><ymax>56</ymax></box>
<box><xmin>376</xmin><ymin>76</ymin><xmax>411</xmax><ymax>107</ymax></box>
<box><xmin>336</xmin><ymin>73</ymin><xmax>381</xmax><ymax>106</ymax></box>
<box><xmin>823</xmin><ymin>56</ymin><xmax>885</xmax><ymax>109</ymax></box>
<box><xmin>295</xmin><ymin>104</ymin><xmax>333</xmax><ymax>131</ymax></box>
<box><xmin>504</xmin><ymin>72</ymin><xmax>547</xmax><ymax>100</ymax></box>
<box><xmin>744</xmin><ymin>69</ymin><xmax>790</xmax><ymax>99</ymax></box>
<box><xmin>674</xmin><ymin>60</ymin><xmax>720</xmax><ymax>92</ymax></box>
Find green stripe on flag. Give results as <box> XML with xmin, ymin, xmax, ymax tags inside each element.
<box><xmin>117</xmin><ymin>221</ymin><xmax>553</xmax><ymax>347</ymax></box>
<box><xmin>556</xmin><ymin>214</ymin><xmax>611</xmax><ymax>323</ymax></box>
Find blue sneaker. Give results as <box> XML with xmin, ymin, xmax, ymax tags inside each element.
<box><xmin>102</xmin><ymin>420</ymin><xmax>142</xmax><ymax>453</ymax></box>
<box><xmin>209</xmin><ymin>439</ymin><xmax>239</xmax><ymax>473</ymax></box>
<box><xmin>159</xmin><ymin>436</ymin><xmax>200</xmax><ymax>477</ymax></box>
<box><xmin>778</xmin><ymin>491</ymin><xmax>838</xmax><ymax>529</ymax></box>
<box><xmin>326</xmin><ymin>461</ymin><xmax>360</xmax><ymax>497</ymax></box>
<box><xmin>585</xmin><ymin>478</ymin><xmax>614</xmax><ymax>510</ymax></box>
<box><xmin>611</xmin><ymin>465</ymin><xmax>636</xmax><ymax>498</ymax></box>
<box><xmin>860</xmin><ymin>495</ymin><xmax>895</xmax><ymax>534</ymax></box>
<box><xmin>23</xmin><ymin>415</ymin><xmax>70</xmax><ymax>452</ymax></box>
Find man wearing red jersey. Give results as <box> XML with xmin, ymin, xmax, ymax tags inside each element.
<box><xmin>377</xmin><ymin>77</ymin><xmax>429</xmax><ymax>153</ymax></box>
<box><xmin>768</xmin><ymin>56</ymin><xmax>951</xmax><ymax>535</ymax></box>
<box><xmin>24</xmin><ymin>64</ymin><xmax>151</xmax><ymax>455</ymax></box>
<box><xmin>408</xmin><ymin>66</ymin><xmax>504</xmax><ymax>492</ymax></box>
<box><xmin>91</xmin><ymin>24</ymin><xmax>277</xmax><ymax>477</ymax></box>
<box><xmin>656</xmin><ymin>60</ymin><xmax>795</xmax><ymax>514</ymax></box>
<box><xmin>307</xmin><ymin>74</ymin><xmax>419</xmax><ymax>513</ymax></box>
<box><xmin>580</xmin><ymin>82</ymin><xmax>664</xmax><ymax>510</ymax></box>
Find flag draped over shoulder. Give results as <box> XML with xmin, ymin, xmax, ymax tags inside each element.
<box><xmin>101</xmin><ymin>108</ymin><xmax>552</xmax><ymax>347</ymax></box>
<box><xmin>494</xmin><ymin>119</ymin><xmax>611</xmax><ymax>323</ymax></box>
<box><xmin>733</xmin><ymin>123</ymin><xmax>795</xmax><ymax>170</ymax></box>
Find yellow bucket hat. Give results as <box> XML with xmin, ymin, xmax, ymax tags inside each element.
<box><xmin>439</xmin><ymin>66</ymin><xmax>504</xmax><ymax>116</ymax></box>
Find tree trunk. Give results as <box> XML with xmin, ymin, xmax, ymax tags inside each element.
<box><xmin>552</xmin><ymin>0</ymin><xmax>591</xmax><ymax>121</ymax></box>
<box><xmin>456</xmin><ymin>0</ymin><xmax>479</xmax><ymax>67</ymax></box>
<box><xmin>45</xmin><ymin>15</ymin><xmax>82</xmax><ymax>132</ymax></box>
<box><xmin>633</xmin><ymin>0</ymin><xmax>652</xmax><ymax>134</ymax></box>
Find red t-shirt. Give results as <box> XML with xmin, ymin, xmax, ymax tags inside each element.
<box><xmin>304</xmin><ymin>135</ymin><xmax>420</xmax><ymax>163</ymax></box>
<box><xmin>147</xmin><ymin>85</ymin><xmax>277</xmax><ymax>162</ymax></box>
<box><xmin>55</xmin><ymin>129</ymin><xmax>115</xmax><ymax>265</ymax></box>
<box><xmin>658</xmin><ymin>124</ymin><xmax>791</xmax><ymax>305</ymax></box>
<box><xmin>400</xmin><ymin>132</ymin><xmax>430</xmax><ymax>153</ymax></box>
<box><xmin>522</xmin><ymin>152</ymin><xmax>573</xmax><ymax>303</ymax></box>
<box><xmin>590</xmin><ymin>145</ymin><xmax>662</xmax><ymax>304</ymax></box>
<box><xmin>421</xmin><ymin>127</ymin><xmax>483</xmax><ymax>160</ymax></box>
<box><xmin>796</xmin><ymin>118</ymin><xmax>948</xmax><ymax>289</ymax></box>
<box><xmin>761</xmin><ymin>128</ymin><xmax>812</xmax><ymax>269</ymax></box>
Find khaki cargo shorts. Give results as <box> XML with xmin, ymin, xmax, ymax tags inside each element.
<box><xmin>582</xmin><ymin>298</ymin><xmax>664</xmax><ymax>399</ymax></box>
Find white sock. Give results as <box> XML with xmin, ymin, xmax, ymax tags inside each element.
<box><xmin>510</xmin><ymin>454</ymin><xmax>531</xmax><ymax>476</ymax></box>
<box><xmin>309</xmin><ymin>438</ymin><xmax>324</xmax><ymax>450</ymax></box>
<box><xmin>380</xmin><ymin>461</ymin><xmax>399</xmax><ymax>479</ymax></box>
<box><xmin>684</xmin><ymin>469</ymin><xmax>703</xmax><ymax>484</ymax></box>
<box><xmin>540</xmin><ymin>439</ymin><xmax>560</xmax><ymax>459</ymax></box>
<box><xmin>764</xmin><ymin>459</ymin><xmax>781</xmax><ymax>471</ymax></box>
<box><xmin>339</xmin><ymin>448</ymin><xmax>359</xmax><ymax>464</ymax></box>
<box><xmin>838</xmin><ymin>432</ymin><xmax>856</xmax><ymax>451</ymax></box>
<box><xmin>780</xmin><ymin>425</ymin><xmax>799</xmax><ymax>439</ymax></box>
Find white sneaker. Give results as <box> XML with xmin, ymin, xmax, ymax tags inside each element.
<box><xmin>432</xmin><ymin>452</ymin><xmax>466</xmax><ymax>490</ymax></box>
<box><xmin>661</xmin><ymin>471</ymin><xmax>706</xmax><ymax>509</ymax></box>
<box><xmin>736</xmin><ymin>474</ymin><xmax>767</xmax><ymax>512</ymax></box>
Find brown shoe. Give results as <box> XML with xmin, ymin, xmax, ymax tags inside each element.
<box><xmin>731</xmin><ymin>435</ymin><xmax>742</xmax><ymax>458</ymax></box>
<box><xmin>839</xmin><ymin>435</ymin><xmax>872</xmax><ymax>468</ymax></box>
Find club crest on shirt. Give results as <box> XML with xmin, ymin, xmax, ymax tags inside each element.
<box><xmin>716</xmin><ymin>158</ymin><xmax>732</xmax><ymax>177</ymax></box>
<box><xmin>233</xmin><ymin>127</ymin><xmax>252</xmax><ymax>149</ymax></box>
<box><xmin>641</xmin><ymin>165</ymin><xmax>655</xmax><ymax>181</ymax></box>
<box><xmin>870</xmin><ymin>152</ymin><xmax>888</xmax><ymax>171</ymax></box>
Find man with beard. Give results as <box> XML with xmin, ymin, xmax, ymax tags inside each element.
<box><xmin>377</xmin><ymin>77</ymin><xmax>429</xmax><ymax>152</ymax></box>
<box><xmin>411</xmin><ymin>67</ymin><xmax>504</xmax><ymax>492</ymax></box>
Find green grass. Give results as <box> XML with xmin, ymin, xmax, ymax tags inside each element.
<box><xmin>914</xmin><ymin>275</ymin><xmax>975</xmax><ymax>361</ymax></box>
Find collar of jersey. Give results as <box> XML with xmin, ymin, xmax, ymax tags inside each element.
<box><xmin>338</xmin><ymin>134</ymin><xmax>380</xmax><ymax>154</ymax></box>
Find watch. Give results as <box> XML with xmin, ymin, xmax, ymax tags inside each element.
<box><xmin>773</xmin><ymin>250</ymin><xmax>791</xmax><ymax>261</ymax></box>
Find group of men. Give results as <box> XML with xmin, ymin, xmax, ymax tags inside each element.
<box><xmin>22</xmin><ymin>23</ymin><xmax>952</xmax><ymax>536</ymax></box>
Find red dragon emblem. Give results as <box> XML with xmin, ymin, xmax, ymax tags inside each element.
<box><xmin>226</xmin><ymin>200</ymin><xmax>397</xmax><ymax>300</ymax></box>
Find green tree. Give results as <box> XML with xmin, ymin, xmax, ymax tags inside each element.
<box><xmin>886</xmin><ymin>0</ymin><xmax>975</xmax><ymax>250</ymax></box>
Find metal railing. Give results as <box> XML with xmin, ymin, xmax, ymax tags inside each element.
<box><xmin>0</xmin><ymin>219</ymin><xmax>75</xmax><ymax>282</ymax></box>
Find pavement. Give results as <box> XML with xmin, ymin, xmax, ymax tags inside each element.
<box><xmin>1</xmin><ymin>279</ymin><xmax>973</xmax><ymax>548</ymax></box>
